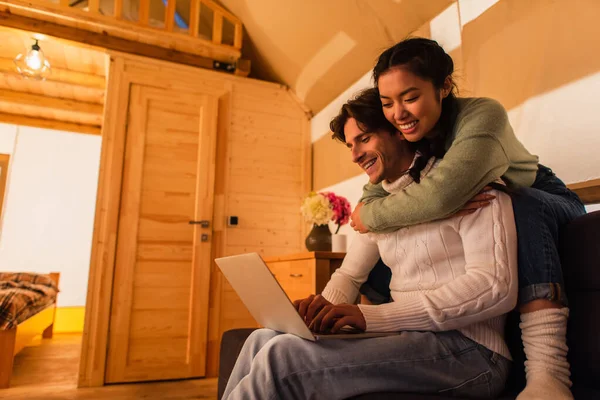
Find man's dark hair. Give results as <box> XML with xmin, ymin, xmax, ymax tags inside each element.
<box><xmin>330</xmin><ymin>88</ymin><xmax>395</xmax><ymax>143</ymax></box>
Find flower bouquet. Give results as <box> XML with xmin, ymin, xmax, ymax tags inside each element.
<box><xmin>300</xmin><ymin>191</ymin><xmax>352</xmax><ymax>251</ymax></box>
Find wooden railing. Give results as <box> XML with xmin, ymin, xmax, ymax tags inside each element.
<box><xmin>0</xmin><ymin>0</ymin><xmax>243</xmax><ymax>67</ymax></box>
<box><xmin>65</xmin><ymin>0</ymin><xmax>243</xmax><ymax>50</ymax></box>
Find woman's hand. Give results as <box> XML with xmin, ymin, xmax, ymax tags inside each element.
<box><xmin>309</xmin><ymin>303</ymin><xmax>366</xmax><ymax>333</ymax></box>
<box><xmin>453</xmin><ymin>186</ymin><xmax>496</xmax><ymax>217</ymax></box>
<box><xmin>350</xmin><ymin>202</ymin><xmax>370</xmax><ymax>233</ymax></box>
<box><xmin>293</xmin><ymin>294</ymin><xmax>332</xmax><ymax>327</ymax></box>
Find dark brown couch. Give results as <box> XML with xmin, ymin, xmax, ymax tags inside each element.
<box><xmin>218</xmin><ymin>211</ymin><xmax>600</xmax><ymax>399</ymax></box>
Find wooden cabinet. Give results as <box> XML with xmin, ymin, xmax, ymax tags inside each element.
<box><xmin>263</xmin><ymin>252</ymin><xmax>345</xmax><ymax>302</ymax></box>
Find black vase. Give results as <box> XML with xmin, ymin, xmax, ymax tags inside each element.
<box><xmin>305</xmin><ymin>224</ymin><xmax>332</xmax><ymax>251</ymax></box>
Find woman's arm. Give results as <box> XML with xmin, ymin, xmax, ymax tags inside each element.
<box><xmin>358</xmin><ymin>190</ymin><xmax>518</xmax><ymax>332</ymax></box>
<box><xmin>360</xmin><ymin>99</ymin><xmax>516</xmax><ymax>232</ymax></box>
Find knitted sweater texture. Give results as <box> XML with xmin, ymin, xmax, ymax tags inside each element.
<box><xmin>322</xmin><ymin>158</ymin><xmax>518</xmax><ymax>359</ymax></box>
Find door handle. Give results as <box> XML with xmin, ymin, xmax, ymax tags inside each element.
<box><xmin>189</xmin><ymin>220</ymin><xmax>210</xmax><ymax>228</ymax></box>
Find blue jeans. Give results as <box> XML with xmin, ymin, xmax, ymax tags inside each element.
<box><xmin>360</xmin><ymin>165</ymin><xmax>586</xmax><ymax>307</ymax></box>
<box><xmin>512</xmin><ymin>165</ymin><xmax>585</xmax><ymax>306</ymax></box>
<box><xmin>223</xmin><ymin>328</ymin><xmax>511</xmax><ymax>400</ymax></box>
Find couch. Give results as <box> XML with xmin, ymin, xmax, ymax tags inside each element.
<box><xmin>217</xmin><ymin>211</ymin><xmax>600</xmax><ymax>399</ymax></box>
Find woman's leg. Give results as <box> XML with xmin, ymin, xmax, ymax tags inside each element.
<box><xmin>223</xmin><ymin>328</ymin><xmax>510</xmax><ymax>400</ymax></box>
<box><xmin>511</xmin><ymin>165</ymin><xmax>585</xmax><ymax>400</ymax></box>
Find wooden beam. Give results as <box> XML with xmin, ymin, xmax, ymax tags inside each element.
<box><xmin>0</xmin><ymin>1</ymin><xmax>240</xmax><ymax>63</ymax></box>
<box><xmin>234</xmin><ymin>58</ymin><xmax>250</xmax><ymax>77</ymax></box>
<box><xmin>0</xmin><ymin>10</ymin><xmax>217</xmax><ymax>71</ymax></box>
<box><xmin>0</xmin><ymin>89</ymin><xmax>103</xmax><ymax>116</ymax></box>
<box><xmin>568</xmin><ymin>179</ymin><xmax>600</xmax><ymax>205</ymax></box>
<box><xmin>0</xmin><ymin>24</ymin><xmax>105</xmax><ymax>52</ymax></box>
<box><xmin>0</xmin><ymin>112</ymin><xmax>101</xmax><ymax>135</ymax></box>
<box><xmin>0</xmin><ymin>58</ymin><xmax>105</xmax><ymax>89</ymax></box>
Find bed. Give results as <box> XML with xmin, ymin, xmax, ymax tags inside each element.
<box><xmin>0</xmin><ymin>272</ymin><xmax>59</xmax><ymax>389</ymax></box>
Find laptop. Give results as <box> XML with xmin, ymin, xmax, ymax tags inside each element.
<box><xmin>214</xmin><ymin>252</ymin><xmax>398</xmax><ymax>341</ymax></box>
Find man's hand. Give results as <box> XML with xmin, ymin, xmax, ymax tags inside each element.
<box><xmin>293</xmin><ymin>294</ymin><xmax>332</xmax><ymax>327</ymax></box>
<box><xmin>309</xmin><ymin>304</ymin><xmax>366</xmax><ymax>333</ymax></box>
<box><xmin>452</xmin><ymin>186</ymin><xmax>496</xmax><ymax>217</ymax></box>
<box><xmin>350</xmin><ymin>202</ymin><xmax>370</xmax><ymax>233</ymax></box>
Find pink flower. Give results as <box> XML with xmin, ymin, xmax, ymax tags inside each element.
<box><xmin>319</xmin><ymin>192</ymin><xmax>352</xmax><ymax>233</ymax></box>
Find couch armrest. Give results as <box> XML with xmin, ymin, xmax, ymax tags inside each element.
<box><xmin>218</xmin><ymin>328</ymin><xmax>257</xmax><ymax>400</ymax></box>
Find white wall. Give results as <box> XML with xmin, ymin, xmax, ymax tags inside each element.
<box><xmin>0</xmin><ymin>123</ymin><xmax>17</xmax><ymax>154</ymax></box>
<box><xmin>507</xmin><ymin>71</ymin><xmax>600</xmax><ymax>184</ymax></box>
<box><xmin>0</xmin><ymin>125</ymin><xmax>102</xmax><ymax>307</ymax></box>
<box><xmin>310</xmin><ymin>0</ymin><xmax>600</xmax><ymax>252</ymax></box>
<box><xmin>311</xmin><ymin>69</ymin><xmax>373</xmax><ymax>142</ymax></box>
<box><xmin>320</xmin><ymin>174</ymin><xmax>369</xmax><ymax>249</ymax></box>
<box><xmin>458</xmin><ymin>0</ymin><xmax>500</xmax><ymax>27</ymax></box>
<box><xmin>430</xmin><ymin>3</ymin><xmax>461</xmax><ymax>52</ymax></box>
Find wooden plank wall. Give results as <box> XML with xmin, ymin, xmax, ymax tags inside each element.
<box><xmin>82</xmin><ymin>52</ymin><xmax>311</xmax><ymax>383</ymax></box>
<box><xmin>206</xmin><ymin>79</ymin><xmax>311</xmax><ymax>376</ymax></box>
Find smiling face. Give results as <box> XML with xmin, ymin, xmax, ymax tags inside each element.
<box><xmin>378</xmin><ymin>67</ymin><xmax>450</xmax><ymax>142</ymax></box>
<box><xmin>344</xmin><ymin>117</ymin><xmax>413</xmax><ymax>184</ymax></box>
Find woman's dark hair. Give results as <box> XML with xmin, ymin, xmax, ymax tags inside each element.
<box><xmin>373</xmin><ymin>37</ymin><xmax>459</xmax><ymax>158</ymax></box>
<box><xmin>329</xmin><ymin>87</ymin><xmax>431</xmax><ymax>183</ymax></box>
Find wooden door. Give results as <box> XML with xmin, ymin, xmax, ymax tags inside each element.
<box><xmin>105</xmin><ymin>84</ymin><xmax>218</xmax><ymax>383</ymax></box>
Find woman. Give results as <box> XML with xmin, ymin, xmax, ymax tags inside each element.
<box><xmin>352</xmin><ymin>38</ymin><xmax>585</xmax><ymax>400</ymax></box>
<box><xmin>222</xmin><ymin>88</ymin><xmax>517</xmax><ymax>399</ymax></box>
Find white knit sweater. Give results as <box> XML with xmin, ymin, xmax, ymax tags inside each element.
<box><xmin>321</xmin><ymin>158</ymin><xmax>518</xmax><ymax>359</ymax></box>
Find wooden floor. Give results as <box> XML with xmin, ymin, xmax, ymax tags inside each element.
<box><xmin>3</xmin><ymin>333</ymin><xmax>218</xmax><ymax>399</ymax></box>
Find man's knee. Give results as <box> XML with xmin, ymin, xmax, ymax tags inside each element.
<box><xmin>252</xmin><ymin>334</ymin><xmax>307</xmax><ymax>378</ymax></box>
<box><xmin>262</xmin><ymin>334</ymin><xmax>305</xmax><ymax>359</ymax></box>
<box><xmin>245</xmin><ymin>329</ymin><xmax>280</xmax><ymax>354</ymax></box>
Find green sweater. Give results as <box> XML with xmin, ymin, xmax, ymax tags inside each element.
<box><xmin>359</xmin><ymin>97</ymin><xmax>539</xmax><ymax>232</ymax></box>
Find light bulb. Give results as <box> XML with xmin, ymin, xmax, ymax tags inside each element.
<box><xmin>25</xmin><ymin>48</ymin><xmax>44</xmax><ymax>71</ymax></box>
<box><xmin>14</xmin><ymin>39</ymin><xmax>51</xmax><ymax>80</ymax></box>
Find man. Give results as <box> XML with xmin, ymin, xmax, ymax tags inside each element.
<box><xmin>222</xmin><ymin>88</ymin><xmax>517</xmax><ymax>400</ymax></box>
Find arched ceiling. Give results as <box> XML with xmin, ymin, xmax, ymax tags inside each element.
<box><xmin>219</xmin><ymin>0</ymin><xmax>453</xmax><ymax>113</ymax></box>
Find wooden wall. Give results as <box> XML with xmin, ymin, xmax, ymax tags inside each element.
<box><xmin>207</xmin><ymin>79</ymin><xmax>311</xmax><ymax>375</ymax></box>
<box><xmin>81</xmin><ymin>52</ymin><xmax>311</xmax><ymax>385</ymax></box>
